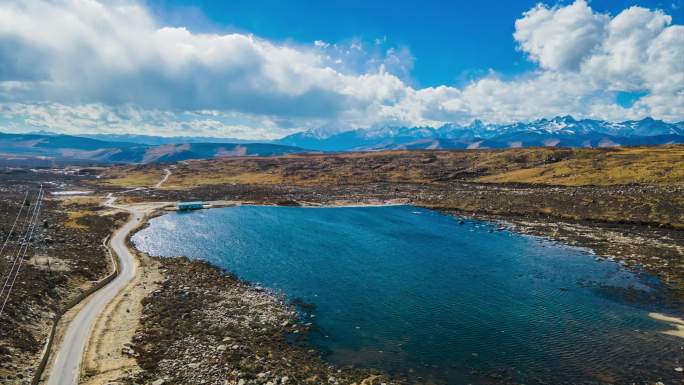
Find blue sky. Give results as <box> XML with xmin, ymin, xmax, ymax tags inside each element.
<box><xmin>0</xmin><ymin>0</ymin><xmax>682</xmax><ymax>138</ymax></box>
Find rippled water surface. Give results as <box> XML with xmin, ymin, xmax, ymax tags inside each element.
<box><xmin>132</xmin><ymin>205</ymin><xmax>682</xmax><ymax>384</ymax></box>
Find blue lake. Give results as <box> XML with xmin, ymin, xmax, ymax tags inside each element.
<box><xmin>132</xmin><ymin>205</ymin><xmax>683</xmax><ymax>384</ymax></box>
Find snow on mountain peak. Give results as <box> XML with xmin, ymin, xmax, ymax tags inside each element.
<box><xmin>279</xmin><ymin>116</ymin><xmax>683</xmax><ymax>150</ymax></box>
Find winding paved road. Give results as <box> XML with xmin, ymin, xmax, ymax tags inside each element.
<box><xmin>46</xmin><ymin>203</ymin><xmax>144</xmax><ymax>385</ymax></box>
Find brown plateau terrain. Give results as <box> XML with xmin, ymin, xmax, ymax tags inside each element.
<box><xmin>0</xmin><ymin>145</ymin><xmax>682</xmax><ymax>384</ymax></box>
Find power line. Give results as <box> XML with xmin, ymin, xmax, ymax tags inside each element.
<box><xmin>0</xmin><ymin>189</ymin><xmax>39</xmax><ymax>298</ymax></box>
<box><xmin>0</xmin><ymin>192</ymin><xmax>43</xmax><ymax>317</ymax></box>
<box><xmin>0</xmin><ymin>190</ymin><xmax>30</xmax><ymax>305</ymax></box>
<box><xmin>0</xmin><ymin>186</ymin><xmax>43</xmax><ymax>318</ymax></box>
<box><xmin>0</xmin><ymin>191</ymin><xmax>28</xmax><ymax>258</ymax></box>
<box><xmin>0</xmin><ymin>186</ymin><xmax>43</xmax><ymax>317</ymax></box>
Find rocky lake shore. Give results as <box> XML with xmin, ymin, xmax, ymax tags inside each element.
<box><xmin>119</xmin><ymin>256</ymin><xmax>405</xmax><ymax>385</ymax></box>
<box><xmin>119</xmin><ymin>203</ymin><xmax>684</xmax><ymax>385</ymax></box>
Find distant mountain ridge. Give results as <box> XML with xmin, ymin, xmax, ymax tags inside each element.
<box><xmin>276</xmin><ymin>116</ymin><xmax>684</xmax><ymax>151</ymax></box>
<box><xmin>0</xmin><ymin>132</ymin><xmax>307</xmax><ymax>164</ymax></box>
<box><xmin>2</xmin><ymin>116</ymin><xmax>683</xmax><ymax>164</ymax></box>
<box><xmin>80</xmin><ymin>133</ymin><xmax>267</xmax><ymax>146</ymax></box>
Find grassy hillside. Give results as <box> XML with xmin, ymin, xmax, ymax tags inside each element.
<box><xmin>102</xmin><ymin>166</ymin><xmax>169</xmax><ymax>187</ymax></box>
<box><xmin>102</xmin><ymin>145</ymin><xmax>684</xmax><ymax>188</ymax></box>
<box><xmin>477</xmin><ymin>146</ymin><xmax>684</xmax><ymax>186</ymax></box>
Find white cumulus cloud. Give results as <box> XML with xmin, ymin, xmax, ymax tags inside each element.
<box><xmin>514</xmin><ymin>0</ymin><xmax>608</xmax><ymax>71</ymax></box>
<box><xmin>512</xmin><ymin>0</ymin><xmax>684</xmax><ymax>122</ymax></box>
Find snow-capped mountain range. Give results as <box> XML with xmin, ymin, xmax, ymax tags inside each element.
<box><xmin>5</xmin><ymin>116</ymin><xmax>681</xmax><ymax>165</ymax></box>
<box><xmin>276</xmin><ymin>116</ymin><xmax>684</xmax><ymax>151</ymax></box>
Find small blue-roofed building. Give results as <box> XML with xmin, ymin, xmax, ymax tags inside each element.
<box><xmin>177</xmin><ymin>201</ymin><xmax>204</xmax><ymax>210</ymax></box>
